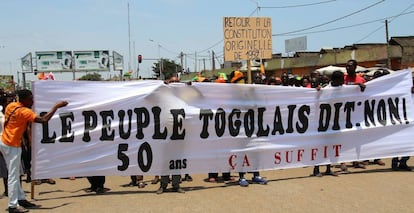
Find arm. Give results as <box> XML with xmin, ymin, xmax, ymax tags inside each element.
<box><xmin>34</xmin><ymin>101</ymin><xmax>68</xmax><ymax>123</ymax></box>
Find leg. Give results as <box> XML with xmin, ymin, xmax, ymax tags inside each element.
<box><xmin>238</xmin><ymin>172</ymin><xmax>249</xmax><ymax>187</ymax></box>
<box><xmin>137</xmin><ymin>175</ymin><xmax>145</xmax><ymax>188</ymax></box>
<box><xmin>313</xmin><ymin>166</ymin><xmax>321</xmax><ymax>176</ymax></box>
<box><xmin>208</xmin><ymin>173</ymin><xmax>218</xmax><ymax>182</ymax></box>
<box><xmin>251</xmin><ymin>171</ymin><xmax>268</xmax><ymax>184</ymax></box>
<box><xmin>156</xmin><ymin>175</ymin><xmax>170</xmax><ymax>194</ymax></box>
<box><xmin>0</xmin><ymin>145</ymin><xmax>27</xmax><ymax>208</ymax></box>
<box><xmin>222</xmin><ymin>172</ymin><xmax>232</xmax><ymax>181</ymax></box>
<box><xmin>325</xmin><ymin>164</ymin><xmax>338</xmax><ymax>176</ymax></box>
<box><xmin>171</xmin><ymin>175</ymin><xmax>184</xmax><ymax>193</ymax></box>
<box><xmin>398</xmin><ymin>156</ymin><xmax>411</xmax><ymax>171</ymax></box>
<box><xmin>391</xmin><ymin>157</ymin><xmax>399</xmax><ymax>170</ymax></box>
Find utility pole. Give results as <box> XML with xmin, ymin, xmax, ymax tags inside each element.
<box><xmin>127</xmin><ymin>2</ymin><xmax>131</xmax><ymax>81</ymax></box>
<box><xmin>180</xmin><ymin>51</ymin><xmax>184</xmax><ymax>74</ymax></box>
<box><xmin>385</xmin><ymin>19</ymin><xmax>391</xmax><ymax>69</ymax></box>
<box><xmin>212</xmin><ymin>51</ymin><xmax>216</xmax><ymax>77</ymax></box>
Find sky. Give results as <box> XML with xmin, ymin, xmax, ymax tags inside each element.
<box><xmin>0</xmin><ymin>0</ymin><xmax>413</xmax><ymax>83</ymax></box>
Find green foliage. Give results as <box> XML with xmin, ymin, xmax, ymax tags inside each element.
<box><xmin>152</xmin><ymin>59</ymin><xmax>182</xmax><ymax>79</ymax></box>
<box><xmin>78</xmin><ymin>72</ymin><xmax>103</xmax><ymax>81</ymax></box>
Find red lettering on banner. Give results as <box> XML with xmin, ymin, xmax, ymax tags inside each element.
<box><xmin>229</xmin><ymin>155</ymin><xmax>237</xmax><ymax>169</ymax></box>
<box><xmin>242</xmin><ymin>155</ymin><xmax>250</xmax><ymax>167</ymax></box>
<box><xmin>311</xmin><ymin>148</ymin><xmax>318</xmax><ymax>161</ymax></box>
<box><xmin>274</xmin><ymin>152</ymin><xmax>281</xmax><ymax>164</ymax></box>
<box><xmin>297</xmin><ymin>149</ymin><xmax>304</xmax><ymax>162</ymax></box>
<box><xmin>333</xmin><ymin>144</ymin><xmax>342</xmax><ymax>157</ymax></box>
<box><xmin>273</xmin><ymin>144</ymin><xmax>342</xmax><ymax>165</ymax></box>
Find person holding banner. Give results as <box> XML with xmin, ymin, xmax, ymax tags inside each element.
<box><xmin>344</xmin><ymin>59</ymin><xmax>367</xmax><ymax>170</ymax></box>
<box><xmin>156</xmin><ymin>76</ymin><xmax>186</xmax><ymax>194</ymax></box>
<box><xmin>312</xmin><ymin>70</ymin><xmax>344</xmax><ymax>177</ymax></box>
<box><xmin>0</xmin><ymin>89</ymin><xmax>68</xmax><ymax>213</ymax></box>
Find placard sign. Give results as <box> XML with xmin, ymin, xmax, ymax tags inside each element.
<box><xmin>223</xmin><ymin>17</ymin><xmax>272</xmax><ymax>61</ymax></box>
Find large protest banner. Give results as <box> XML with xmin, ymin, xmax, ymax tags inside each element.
<box><xmin>32</xmin><ymin>70</ymin><xmax>414</xmax><ymax>179</ymax></box>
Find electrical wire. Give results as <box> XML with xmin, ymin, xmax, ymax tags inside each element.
<box><xmin>274</xmin><ymin>0</ymin><xmax>385</xmax><ymax>36</ymax></box>
<box><xmin>355</xmin><ymin>2</ymin><xmax>414</xmax><ymax>43</ymax></box>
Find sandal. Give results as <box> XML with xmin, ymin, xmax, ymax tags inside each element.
<box><xmin>151</xmin><ymin>176</ymin><xmax>160</xmax><ymax>184</ymax></box>
<box><xmin>46</xmin><ymin>179</ymin><xmax>56</xmax><ymax>185</ymax></box>
<box><xmin>138</xmin><ymin>182</ymin><xmax>146</xmax><ymax>188</ymax></box>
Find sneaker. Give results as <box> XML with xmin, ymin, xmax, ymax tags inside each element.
<box><xmin>127</xmin><ymin>181</ymin><xmax>138</xmax><ymax>187</ymax></box>
<box><xmin>156</xmin><ymin>187</ymin><xmax>165</xmax><ymax>194</ymax></box>
<box><xmin>18</xmin><ymin>200</ymin><xmax>40</xmax><ymax>208</ymax></box>
<box><xmin>95</xmin><ymin>187</ymin><xmax>105</xmax><ymax>194</ymax></box>
<box><xmin>183</xmin><ymin>175</ymin><xmax>193</xmax><ymax>182</ymax></box>
<box><xmin>353</xmin><ymin>162</ymin><xmax>366</xmax><ymax>169</ymax></box>
<box><xmin>374</xmin><ymin>159</ymin><xmax>386</xmax><ymax>166</ymax></box>
<box><xmin>325</xmin><ymin>171</ymin><xmax>339</xmax><ymax>176</ymax></box>
<box><xmin>252</xmin><ymin>176</ymin><xmax>268</xmax><ymax>184</ymax></box>
<box><xmin>239</xmin><ymin>178</ymin><xmax>249</xmax><ymax>187</ymax></box>
<box><xmin>340</xmin><ymin>163</ymin><xmax>348</xmax><ymax>173</ymax></box>
<box><xmin>151</xmin><ymin>177</ymin><xmax>160</xmax><ymax>184</ymax></box>
<box><xmin>8</xmin><ymin>206</ymin><xmax>29</xmax><ymax>213</ymax></box>
<box><xmin>174</xmin><ymin>187</ymin><xmax>185</xmax><ymax>193</ymax></box>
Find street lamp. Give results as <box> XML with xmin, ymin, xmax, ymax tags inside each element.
<box><xmin>149</xmin><ymin>39</ymin><xmax>164</xmax><ymax>80</ymax></box>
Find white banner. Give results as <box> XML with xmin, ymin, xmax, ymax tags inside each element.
<box><xmin>32</xmin><ymin>70</ymin><xmax>414</xmax><ymax>179</ymax></box>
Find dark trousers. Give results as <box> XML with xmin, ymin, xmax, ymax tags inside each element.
<box><xmin>239</xmin><ymin>172</ymin><xmax>259</xmax><ymax>179</ymax></box>
<box><xmin>208</xmin><ymin>172</ymin><xmax>231</xmax><ymax>180</ymax></box>
<box><xmin>87</xmin><ymin>176</ymin><xmax>105</xmax><ymax>190</ymax></box>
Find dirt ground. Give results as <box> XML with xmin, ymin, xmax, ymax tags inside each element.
<box><xmin>0</xmin><ymin>158</ymin><xmax>413</xmax><ymax>213</ymax></box>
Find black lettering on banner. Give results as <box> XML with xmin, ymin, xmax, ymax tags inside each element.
<box><xmin>152</xmin><ymin>106</ymin><xmax>167</xmax><ymax>139</ymax></box>
<box><xmin>119</xmin><ymin>110</ymin><xmax>133</xmax><ymax>139</ymax></box>
<box><xmin>59</xmin><ymin>112</ymin><xmax>74</xmax><ymax>142</ymax></box>
<box><xmin>332</xmin><ymin>103</ymin><xmax>343</xmax><ymax>130</ymax></box>
<box><xmin>82</xmin><ymin>110</ymin><xmax>98</xmax><ymax>142</ymax></box>
<box><xmin>388</xmin><ymin>98</ymin><xmax>401</xmax><ymax>125</ymax></box>
<box><xmin>377</xmin><ymin>99</ymin><xmax>387</xmax><ymax>126</ymax></box>
<box><xmin>134</xmin><ymin>107</ymin><xmax>150</xmax><ymax>139</ymax></box>
<box><xmin>170</xmin><ymin>109</ymin><xmax>185</xmax><ymax>140</ymax></box>
<box><xmin>272</xmin><ymin>106</ymin><xmax>285</xmax><ymax>135</ymax></box>
<box><xmin>137</xmin><ymin>142</ymin><xmax>152</xmax><ymax>172</ymax></box>
<box><xmin>244</xmin><ymin>109</ymin><xmax>255</xmax><ymax>137</ymax></box>
<box><xmin>100</xmin><ymin>110</ymin><xmax>114</xmax><ymax>141</ymax></box>
<box><xmin>117</xmin><ymin>143</ymin><xmax>129</xmax><ymax>171</ymax></box>
<box><xmin>286</xmin><ymin>105</ymin><xmax>296</xmax><ymax>133</ymax></box>
<box><xmin>229</xmin><ymin>109</ymin><xmax>241</xmax><ymax>136</ymax></box>
<box><xmin>40</xmin><ymin>112</ymin><xmax>57</xmax><ymax>143</ymax></box>
<box><xmin>297</xmin><ymin>105</ymin><xmax>310</xmax><ymax>133</ymax></box>
<box><xmin>257</xmin><ymin>107</ymin><xmax>269</xmax><ymax>137</ymax></box>
<box><xmin>318</xmin><ymin>104</ymin><xmax>331</xmax><ymax>132</ymax></box>
<box><xmin>344</xmin><ymin>102</ymin><xmax>355</xmax><ymax>129</ymax></box>
<box><xmin>169</xmin><ymin>159</ymin><xmax>187</xmax><ymax>170</ymax></box>
<box><xmin>215</xmin><ymin>108</ymin><xmax>226</xmax><ymax>137</ymax></box>
<box><xmin>364</xmin><ymin>99</ymin><xmax>376</xmax><ymax>127</ymax></box>
<box><xmin>199</xmin><ymin>109</ymin><xmax>213</xmax><ymax>138</ymax></box>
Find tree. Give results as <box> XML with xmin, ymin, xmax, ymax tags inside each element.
<box><xmin>152</xmin><ymin>59</ymin><xmax>182</xmax><ymax>80</ymax></box>
<box><xmin>78</xmin><ymin>72</ymin><xmax>103</xmax><ymax>81</ymax></box>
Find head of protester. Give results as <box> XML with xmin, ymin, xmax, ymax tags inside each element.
<box><xmin>230</xmin><ymin>70</ymin><xmax>245</xmax><ymax>84</ymax></box>
<box><xmin>330</xmin><ymin>70</ymin><xmax>345</xmax><ymax>87</ymax></box>
<box><xmin>344</xmin><ymin>59</ymin><xmax>366</xmax><ymax>92</ymax></box>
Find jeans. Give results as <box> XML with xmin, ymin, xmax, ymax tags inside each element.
<box><xmin>0</xmin><ymin>141</ymin><xmax>26</xmax><ymax>208</ymax></box>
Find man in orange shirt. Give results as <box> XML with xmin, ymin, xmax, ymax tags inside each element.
<box><xmin>0</xmin><ymin>89</ymin><xmax>68</xmax><ymax>213</ymax></box>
